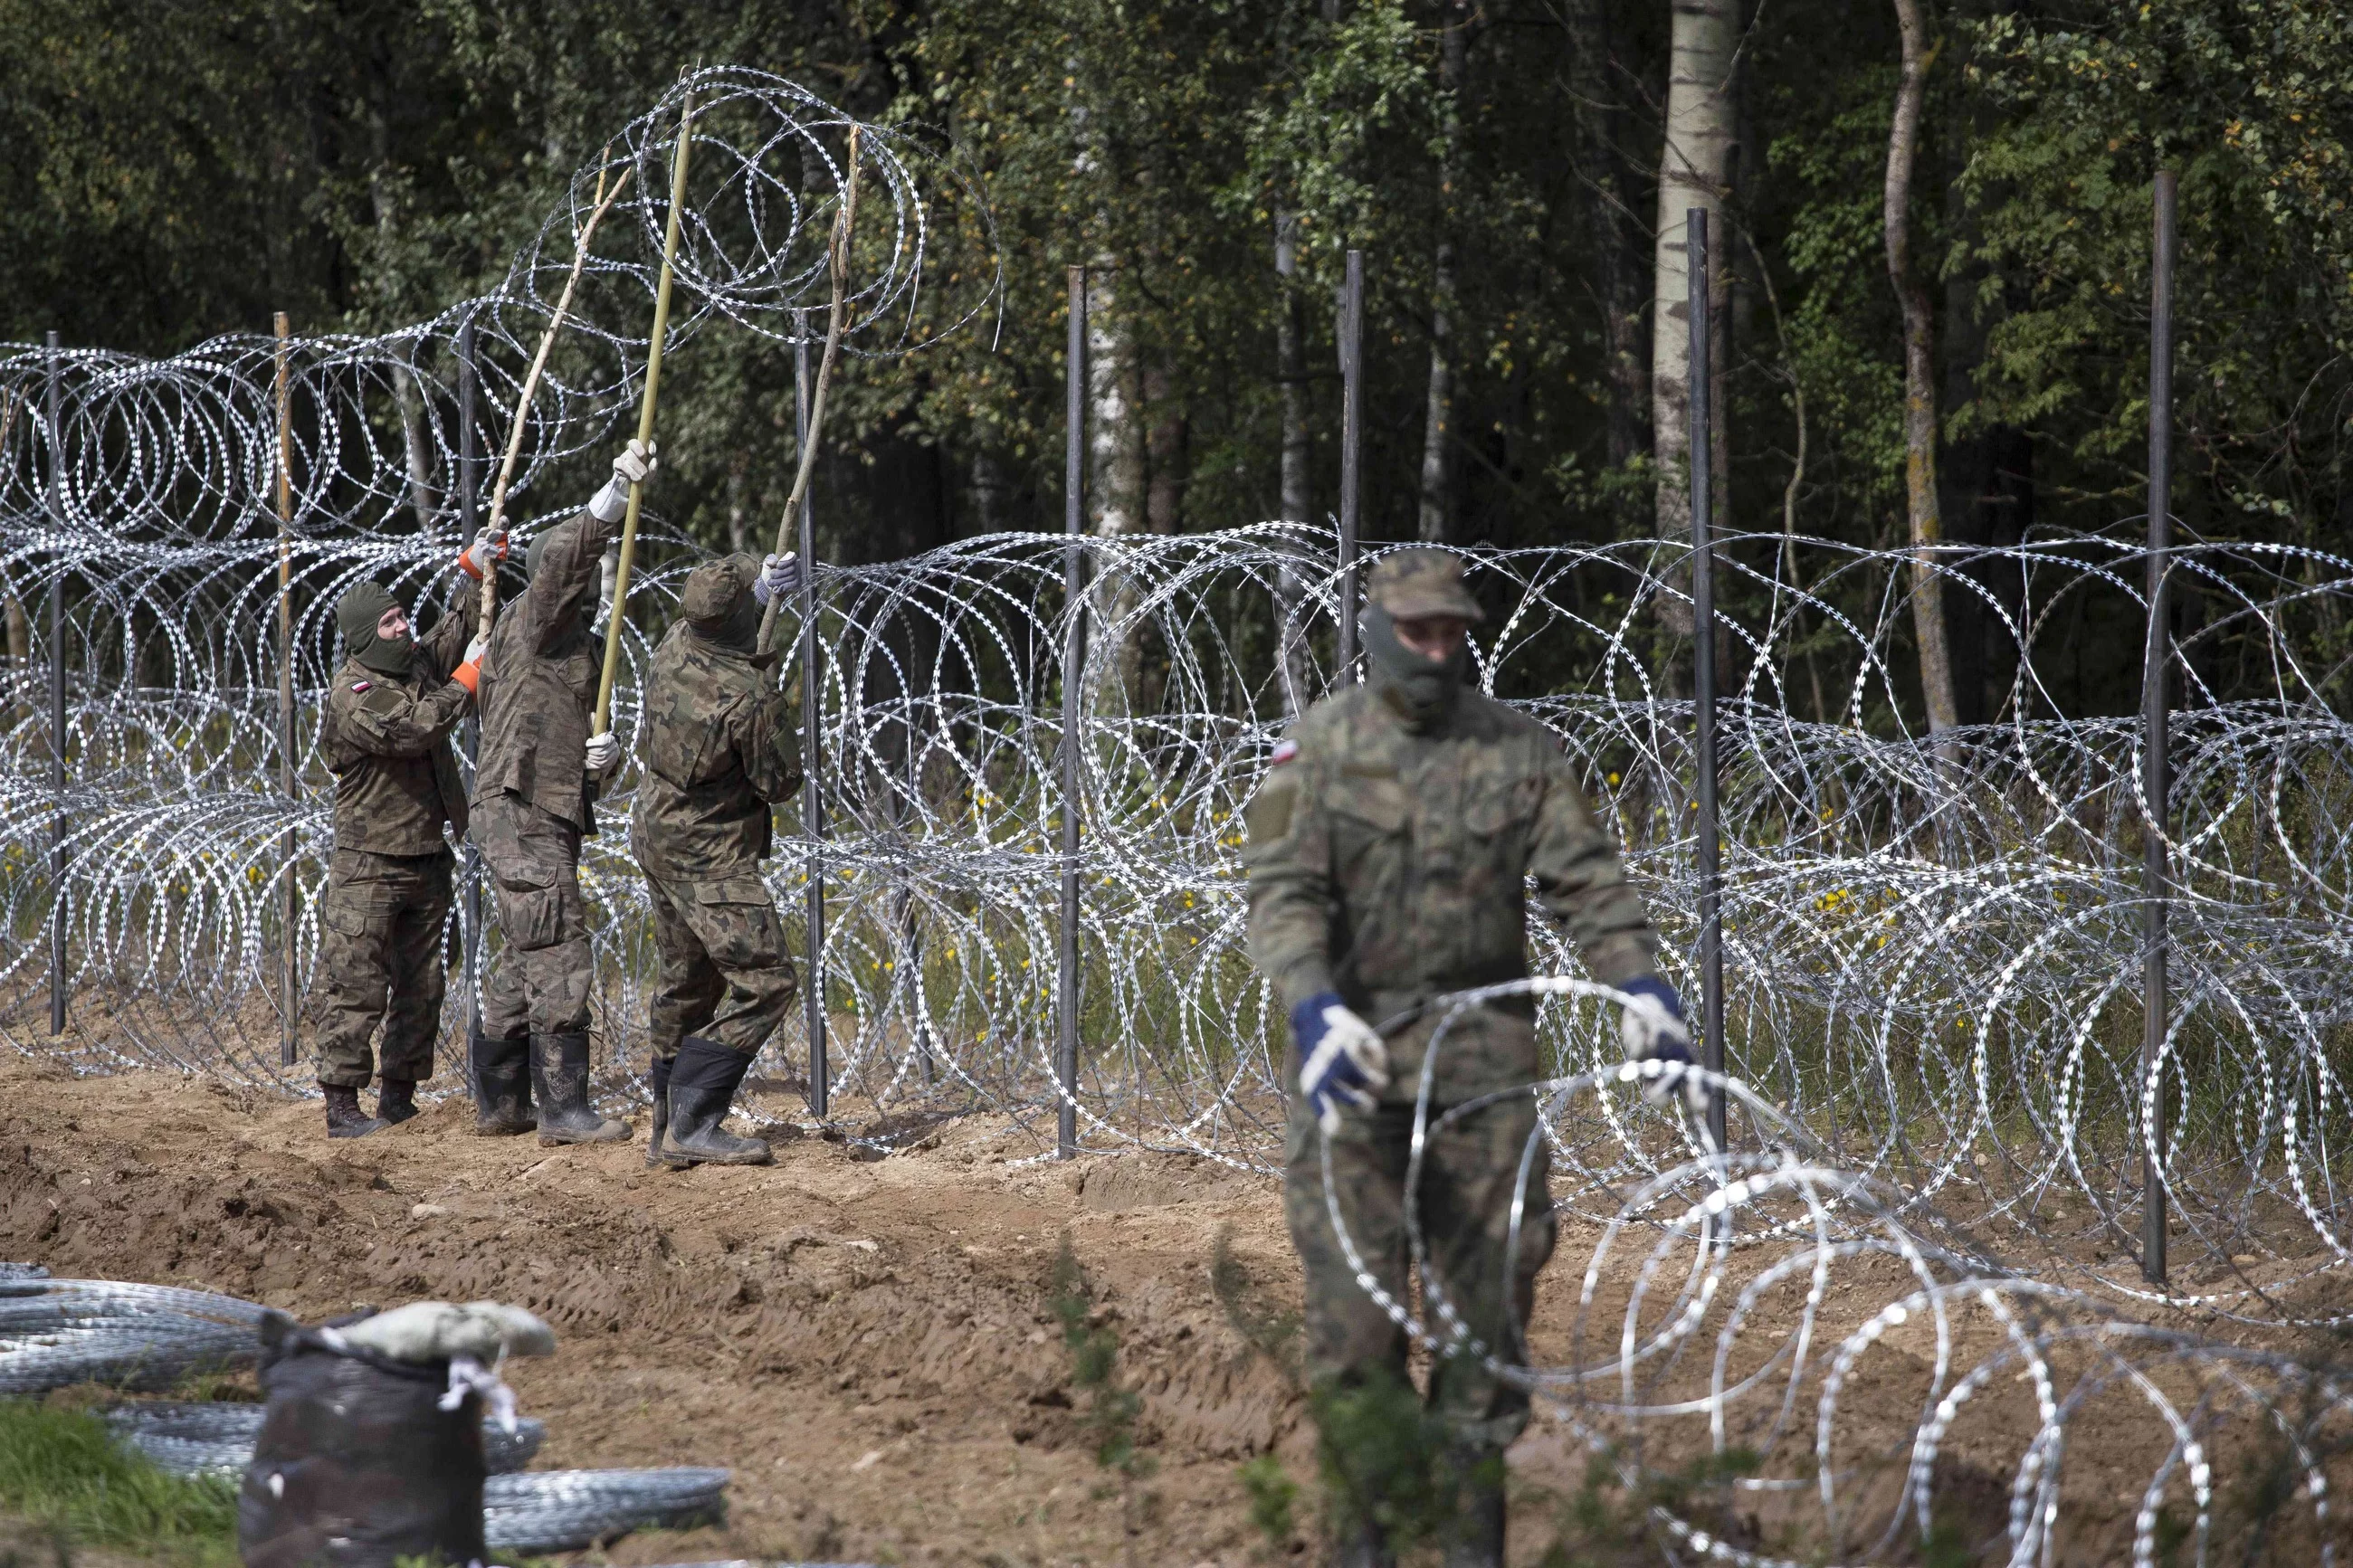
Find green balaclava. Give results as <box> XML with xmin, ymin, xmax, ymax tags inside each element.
<box><xmin>335</xmin><ymin>582</ymin><xmax>415</xmax><ymax>678</ymax></box>
<box><xmin>681</xmin><ymin>554</ymin><xmax>761</xmax><ymax>654</ymax></box>
<box><xmin>1361</xmin><ymin>603</ymin><xmax>1468</xmax><ymax>732</ymax></box>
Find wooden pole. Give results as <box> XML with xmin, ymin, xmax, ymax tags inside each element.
<box><xmin>475</xmin><ymin>159</ymin><xmax>631</xmax><ymax>645</ymax></box>
<box><xmin>1336</xmin><ymin>251</ymin><xmax>1364</xmax><ymax>683</ymax></box>
<box><xmin>1688</xmin><ymin>210</ymin><xmax>1727</xmax><ymax>1149</ymax></box>
<box><xmin>457</xmin><ymin>313</ymin><xmax>484</xmax><ymax>1049</ymax></box>
<box><xmin>2141</xmin><ymin>168</ymin><xmax>2177</xmax><ymax>1286</ymax></box>
<box><xmin>274</xmin><ymin>314</ymin><xmax>298</xmax><ymax>1068</ymax></box>
<box><xmin>1058</xmin><ymin>265</ymin><xmax>1087</xmax><ymax>1160</ymax></box>
<box><xmin>592</xmin><ymin>95</ymin><xmax>693</xmax><ymax>736</ymax></box>
<box><xmin>795</xmin><ymin>315</ymin><xmax>828</xmax><ymax>1121</ymax></box>
<box><xmin>43</xmin><ymin>332</ymin><xmax>66</xmax><ymax>1038</ymax></box>
<box><xmin>757</xmin><ymin>128</ymin><xmax>863</xmax><ymax>656</ymax></box>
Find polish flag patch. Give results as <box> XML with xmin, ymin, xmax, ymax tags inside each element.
<box><xmin>350</xmin><ymin>681</ymin><xmax>371</xmax><ymax>693</ymax></box>
<box><xmin>1270</xmin><ymin>739</ymin><xmax>1299</xmax><ymax>766</ymax></box>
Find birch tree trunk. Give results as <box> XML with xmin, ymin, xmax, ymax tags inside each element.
<box><xmin>1652</xmin><ymin>0</ymin><xmax>1739</xmax><ymax>634</ymax></box>
<box><xmin>1564</xmin><ymin>0</ymin><xmax>1647</xmax><ymax>489</ymax></box>
<box><xmin>1417</xmin><ymin>1</ymin><xmax>1472</xmax><ymax>544</ymax></box>
<box><xmin>1885</xmin><ymin>0</ymin><xmax>1960</xmax><ymax>735</ymax></box>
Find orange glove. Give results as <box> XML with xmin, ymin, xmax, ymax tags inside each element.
<box><xmin>456</xmin><ymin>529</ymin><xmax>510</xmax><ymax>581</ymax></box>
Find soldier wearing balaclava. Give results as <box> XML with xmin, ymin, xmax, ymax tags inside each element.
<box><xmin>313</xmin><ymin>539</ymin><xmax>498</xmax><ymax>1137</ymax></box>
<box><xmin>467</xmin><ymin>439</ymin><xmax>653</xmax><ymax>1145</ymax></box>
<box><xmin>629</xmin><ymin>549</ymin><xmax>804</xmax><ymax>1167</ymax></box>
<box><xmin>1242</xmin><ymin>548</ymin><xmax>1692</xmax><ymax>1568</ymax></box>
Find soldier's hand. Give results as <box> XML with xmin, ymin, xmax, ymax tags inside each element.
<box><xmin>1292</xmin><ymin>993</ymin><xmax>1389</xmax><ymax>1136</ymax></box>
<box><xmin>584</xmin><ymin>730</ymin><xmax>622</xmax><ymax>775</ymax></box>
<box><xmin>456</xmin><ymin>528</ymin><xmax>510</xmax><ymax>581</ymax></box>
<box><xmin>752</xmin><ymin>551</ymin><xmax>803</xmax><ymax>607</ymax></box>
<box><xmin>463</xmin><ymin>633</ymin><xmax>491</xmax><ymax>668</ymax></box>
<box><xmin>1618</xmin><ymin>976</ymin><xmax>1707</xmax><ymax>1115</ymax></box>
<box><xmin>589</xmin><ymin>439</ymin><xmax>658</xmax><ymax>524</ymax></box>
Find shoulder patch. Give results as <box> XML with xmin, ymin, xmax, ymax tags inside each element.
<box><xmin>1270</xmin><ymin>738</ymin><xmax>1299</xmax><ymax>766</ymax></box>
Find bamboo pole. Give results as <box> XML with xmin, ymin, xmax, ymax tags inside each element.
<box><xmin>592</xmin><ymin>98</ymin><xmax>694</xmax><ymax>736</ymax></box>
<box><xmin>477</xmin><ymin>158</ymin><xmax>632</xmax><ymax>644</ymax></box>
<box><xmin>1336</xmin><ymin>251</ymin><xmax>1363</xmax><ymax>682</ymax></box>
<box><xmin>756</xmin><ymin>127</ymin><xmax>863</xmax><ymax>655</ymax></box>
<box><xmin>43</xmin><ymin>333</ymin><xmax>66</xmax><ymax>1038</ymax></box>
<box><xmin>274</xmin><ymin>314</ymin><xmax>298</xmax><ymax>1068</ymax></box>
<box><xmin>2141</xmin><ymin>169</ymin><xmax>2177</xmax><ymax>1287</ymax></box>
<box><xmin>794</xmin><ymin>318</ymin><xmax>828</xmax><ymax>1120</ymax></box>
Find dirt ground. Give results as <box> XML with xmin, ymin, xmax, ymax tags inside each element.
<box><xmin>4</xmin><ymin>1056</ymin><xmax>2348</xmax><ymax>1567</ymax></box>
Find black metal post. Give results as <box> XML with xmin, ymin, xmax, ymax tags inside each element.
<box><xmin>795</xmin><ymin>311</ymin><xmax>828</xmax><ymax>1121</ymax></box>
<box><xmin>456</xmin><ymin>316</ymin><xmax>483</xmax><ymax>1054</ymax></box>
<box><xmin>1687</xmin><ymin>210</ymin><xmax>1727</xmax><ymax>1148</ymax></box>
<box><xmin>1058</xmin><ymin>266</ymin><xmax>1088</xmax><ymax>1160</ymax></box>
<box><xmin>1336</xmin><ymin>250</ymin><xmax>1364</xmax><ymax>681</ymax></box>
<box><xmin>2141</xmin><ymin>169</ymin><xmax>2177</xmax><ymax>1286</ymax></box>
<box><xmin>43</xmin><ymin>332</ymin><xmax>65</xmax><ymax>1038</ymax></box>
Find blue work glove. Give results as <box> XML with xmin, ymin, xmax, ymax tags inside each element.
<box><xmin>1618</xmin><ymin>975</ymin><xmax>1706</xmax><ymax>1114</ymax></box>
<box><xmin>1291</xmin><ymin>992</ymin><xmax>1390</xmax><ymax>1136</ymax></box>
<box><xmin>752</xmin><ymin>551</ymin><xmax>803</xmax><ymax>607</ymax></box>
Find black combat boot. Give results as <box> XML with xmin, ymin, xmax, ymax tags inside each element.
<box><xmin>323</xmin><ymin>1085</ymin><xmax>386</xmax><ymax>1139</ymax></box>
<box><xmin>1442</xmin><ymin>1447</ymin><xmax>1506</xmax><ymax>1568</ymax></box>
<box><xmin>470</xmin><ymin>1027</ymin><xmax>537</xmax><ymax>1136</ymax></box>
<box><xmin>531</xmin><ymin>1031</ymin><xmax>629</xmax><ymax>1145</ymax></box>
<box><xmin>375</xmin><ymin>1077</ymin><xmax>420</xmax><ymax>1126</ymax></box>
<box><xmin>645</xmin><ymin>1054</ymin><xmax>672</xmax><ymax>1167</ymax></box>
<box><xmin>660</xmin><ymin>1036</ymin><xmax>772</xmax><ymax>1166</ymax></box>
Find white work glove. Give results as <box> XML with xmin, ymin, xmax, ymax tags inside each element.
<box><xmin>752</xmin><ymin>551</ymin><xmax>803</xmax><ymax>607</ymax></box>
<box><xmin>462</xmin><ymin>634</ymin><xmax>491</xmax><ymax>668</ymax></box>
<box><xmin>1292</xmin><ymin>993</ymin><xmax>1390</xmax><ymax>1136</ymax></box>
<box><xmin>587</xmin><ymin>438</ymin><xmax>658</xmax><ymax>524</ymax></box>
<box><xmin>456</xmin><ymin>528</ymin><xmax>510</xmax><ymax>581</ymax></box>
<box><xmin>584</xmin><ymin>730</ymin><xmax>622</xmax><ymax>775</ymax></box>
<box><xmin>1618</xmin><ymin>976</ymin><xmax>1707</xmax><ymax>1115</ymax></box>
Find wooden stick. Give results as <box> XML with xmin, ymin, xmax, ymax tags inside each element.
<box><xmin>473</xmin><ymin>154</ymin><xmax>633</xmax><ymax>643</ymax></box>
<box><xmin>592</xmin><ymin>93</ymin><xmax>695</xmax><ymax>735</ymax></box>
<box><xmin>273</xmin><ymin>313</ymin><xmax>298</xmax><ymax>1068</ymax></box>
<box><xmin>757</xmin><ymin>126</ymin><xmax>862</xmax><ymax>655</ymax></box>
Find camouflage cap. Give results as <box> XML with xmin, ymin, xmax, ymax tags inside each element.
<box><xmin>681</xmin><ymin>553</ymin><xmax>757</xmax><ymax>629</ymax></box>
<box><xmin>1365</xmin><ymin>548</ymin><xmax>1483</xmax><ymax>622</ymax></box>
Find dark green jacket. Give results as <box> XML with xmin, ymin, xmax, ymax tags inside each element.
<box><xmin>629</xmin><ymin>620</ymin><xmax>802</xmax><ymax>879</ymax></box>
<box><xmin>320</xmin><ymin>584</ymin><xmax>477</xmax><ymax>855</ymax></box>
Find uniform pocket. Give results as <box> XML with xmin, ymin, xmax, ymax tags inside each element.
<box><xmin>1328</xmin><ymin>778</ymin><xmax>1409</xmax><ymax>834</ymax></box>
<box><xmin>690</xmin><ymin>878</ymin><xmax>785</xmax><ymax>970</ymax></box>
<box><xmin>691</xmin><ymin>876</ymin><xmax>775</xmax><ymax>908</ymax></box>
<box><xmin>1463</xmin><ymin>775</ymin><xmax>1542</xmax><ymax>838</ymax></box>
<box><xmin>319</xmin><ymin>901</ymin><xmax>393</xmax><ymax>939</ymax></box>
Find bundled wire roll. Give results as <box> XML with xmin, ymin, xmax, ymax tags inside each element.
<box><xmin>0</xmin><ymin>1278</ymin><xmax>267</xmax><ymax>1394</ymax></box>
<box><xmin>482</xmin><ymin>1468</ymin><xmax>730</xmax><ymax>1553</ymax></box>
<box><xmin>104</xmin><ymin>1402</ymin><xmax>544</xmax><ymax>1478</ymax></box>
<box><xmin>0</xmin><ymin>1264</ymin><xmax>49</xmax><ymax>1281</ymax></box>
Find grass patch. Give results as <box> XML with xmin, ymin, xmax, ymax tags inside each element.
<box><xmin>0</xmin><ymin>1402</ymin><xmax>237</xmax><ymax>1568</ymax></box>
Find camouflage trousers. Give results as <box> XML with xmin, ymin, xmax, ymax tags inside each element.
<box><xmin>314</xmin><ymin>847</ymin><xmax>453</xmax><ymax>1088</ymax></box>
<box><xmin>474</xmin><ymin>792</ymin><xmax>593</xmax><ymax>1039</ymax></box>
<box><xmin>1282</xmin><ymin>1089</ymin><xmax>1556</xmax><ymax>1457</ymax></box>
<box><xmin>644</xmin><ymin>869</ymin><xmax>796</xmax><ymax>1061</ymax></box>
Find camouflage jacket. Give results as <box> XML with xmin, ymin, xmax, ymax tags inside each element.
<box><xmin>320</xmin><ymin>584</ymin><xmax>478</xmax><ymax>855</ymax></box>
<box><xmin>473</xmin><ymin>509</ymin><xmax>614</xmax><ymax>832</ymax></box>
<box><xmin>1244</xmin><ymin>679</ymin><xmax>1659</xmax><ymax>1091</ymax></box>
<box><xmin>630</xmin><ymin>620</ymin><xmax>802</xmax><ymax>879</ymax></box>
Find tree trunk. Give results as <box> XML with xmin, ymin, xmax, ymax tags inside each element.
<box><xmin>1274</xmin><ymin>212</ymin><xmax>1314</xmax><ymax>714</ymax></box>
<box><xmin>1417</xmin><ymin>2</ymin><xmax>1472</xmax><ymax>544</ymax></box>
<box><xmin>366</xmin><ymin>96</ymin><xmax>441</xmax><ymax>532</ymax></box>
<box><xmin>1563</xmin><ymin>0</ymin><xmax>1647</xmax><ymax>488</ymax></box>
<box><xmin>1652</xmin><ymin>0</ymin><xmax>1739</xmax><ymax>635</ymax></box>
<box><xmin>1885</xmin><ymin>0</ymin><xmax>1959</xmax><ymax>735</ymax></box>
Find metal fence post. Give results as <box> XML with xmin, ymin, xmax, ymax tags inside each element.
<box><xmin>2141</xmin><ymin>169</ymin><xmax>2177</xmax><ymax>1286</ymax></box>
<box><xmin>1058</xmin><ymin>265</ymin><xmax>1089</xmax><ymax>1160</ymax></box>
<box><xmin>1336</xmin><ymin>250</ymin><xmax>1364</xmax><ymax>682</ymax></box>
<box><xmin>43</xmin><ymin>332</ymin><xmax>66</xmax><ymax>1038</ymax></box>
<box><xmin>795</xmin><ymin>310</ymin><xmax>828</xmax><ymax>1121</ymax></box>
<box><xmin>1687</xmin><ymin>210</ymin><xmax>1727</xmax><ymax>1149</ymax></box>
<box><xmin>456</xmin><ymin>315</ymin><xmax>483</xmax><ymax>1057</ymax></box>
<box><xmin>274</xmin><ymin>315</ymin><xmax>298</xmax><ymax>1067</ymax></box>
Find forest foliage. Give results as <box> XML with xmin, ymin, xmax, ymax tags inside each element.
<box><xmin>2</xmin><ymin>0</ymin><xmax>2348</xmax><ymax>721</ymax></box>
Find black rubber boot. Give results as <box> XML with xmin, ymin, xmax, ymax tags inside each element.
<box><xmin>470</xmin><ymin>1028</ymin><xmax>537</xmax><ymax>1136</ymax></box>
<box><xmin>660</xmin><ymin>1037</ymin><xmax>772</xmax><ymax>1166</ymax></box>
<box><xmin>1442</xmin><ymin>1449</ymin><xmax>1506</xmax><ymax>1568</ymax></box>
<box><xmin>645</xmin><ymin>1055</ymin><xmax>672</xmax><ymax>1168</ymax></box>
<box><xmin>323</xmin><ymin>1085</ymin><xmax>386</xmax><ymax>1140</ymax></box>
<box><xmin>532</xmin><ymin>1031</ymin><xmax>629</xmax><ymax>1145</ymax></box>
<box><xmin>375</xmin><ymin>1078</ymin><xmax>420</xmax><ymax>1126</ymax></box>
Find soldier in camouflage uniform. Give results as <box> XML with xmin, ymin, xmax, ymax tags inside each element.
<box><xmin>469</xmin><ymin>439</ymin><xmax>654</xmax><ymax>1145</ymax></box>
<box><xmin>632</xmin><ymin>550</ymin><xmax>805</xmax><ymax>1167</ymax></box>
<box><xmin>1244</xmin><ymin>549</ymin><xmax>1699</xmax><ymax>1568</ymax></box>
<box><xmin>314</xmin><ymin>549</ymin><xmax>495</xmax><ymax>1138</ymax></box>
